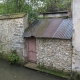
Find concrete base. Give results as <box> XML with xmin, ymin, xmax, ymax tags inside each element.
<box><xmin>24</xmin><ymin>62</ymin><xmax>38</xmax><ymax>70</ymax></box>
<box><xmin>24</xmin><ymin>62</ymin><xmax>68</xmax><ymax>79</ymax></box>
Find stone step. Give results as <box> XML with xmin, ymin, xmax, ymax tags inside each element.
<box><xmin>24</xmin><ymin>62</ymin><xmax>39</xmax><ymax>70</ymax></box>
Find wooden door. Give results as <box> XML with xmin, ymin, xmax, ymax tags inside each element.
<box><xmin>27</xmin><ymin>37</ymin><xmax>36</xmax><ymax>63</ymax></box>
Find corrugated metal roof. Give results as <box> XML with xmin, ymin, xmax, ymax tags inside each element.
<box><xmin>23</xmin><ymin>18</ymin><xmax>73</xmax><ymax>39</ymax></box>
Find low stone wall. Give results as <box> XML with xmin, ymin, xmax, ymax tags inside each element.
<box><xmin>36</xmin><ymin>38</ymin><xmax>72</xmax><ymax>72</ymax></box>
<box><xmin>0</xmin><ymin>13</ymin><xmax>28</xmax><ymax>61</ymax></box>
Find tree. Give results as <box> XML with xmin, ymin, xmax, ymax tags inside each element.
<box><xmin>0</xmin><ymin>0</ymin><xmax>71</xmax><ymax>24</ymax></box>
<box><xmin>44</xmin><ymin>0</ymin><xmax>71</xmax><ymax>12</ymax></box>
<box><xmin>4</xmin><ymin>0</ymin><xmax>30</xmax><ymax>14</ymax></box>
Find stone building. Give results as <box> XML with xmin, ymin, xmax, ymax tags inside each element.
<box><xmin>24</xmin><ymin>18</ymin><xmax>73</xmax><ymax>72</ymax></box>
<box><xmin>0</xmin><ymin>0</ymin><xmax>80</xmax><ymax>74</ymax></box>
<box><xmin>0</xmin><ymin>12</ymin><xmax>74</xmax><ymax>73</ymax></box>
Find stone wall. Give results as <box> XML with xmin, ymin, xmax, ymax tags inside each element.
<box><xmin>36</xmin><ymin>38</ymin><xmax>72</xmax><ymax>72</ymax></box>
<box><xmin>0</xmin><ymin>13</ymin><xmax>28</xmax><ymax>61</ymax></box>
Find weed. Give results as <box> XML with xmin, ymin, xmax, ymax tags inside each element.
<box><xmin>7</xmin><ymin>50</ymin><xmax>19</xmax><ymax>64</ymax></box>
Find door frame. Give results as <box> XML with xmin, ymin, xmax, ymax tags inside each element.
<box><xmin>26</xmin><ymin>37</ymin><xmax>36</xmax><ymax>63</ymax></box>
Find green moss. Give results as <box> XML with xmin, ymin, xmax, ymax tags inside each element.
<box><xmin>37</xmin><ymin>65</ymin><xmax>70</xmax><ymax>79</ymax></box>
<box><xmin>0</xmin><ymin>13</ymin><xmax>26</xmax><ymax>20</ymax></box>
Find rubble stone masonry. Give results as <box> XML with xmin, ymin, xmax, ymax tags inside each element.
<box><xmin>36</xmin><ymin>38</ymin><xmax>72</xmax><ymax>72</ymax></box>
<box><xmin>0</xmin><ymin>13</ymin><xmax>28</xmax><ymax>61</ymax></box>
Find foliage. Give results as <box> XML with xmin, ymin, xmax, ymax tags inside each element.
<box><xmin>3</xmin><ymin>0</ymin><xmax>28</xmax><ymax>14</ymax></box>
<box><xmin>3</xmin><ymin>0</ymin><xmax>38</xmax><ymax>24</ymax></box>
<box><xmin>0</xmin><ymin>0</ymin><xmax>72</xmax><ymax>13</ymax></box>
<box><xmin>28</xmin><ymin>11</ymin><xmax>38</xmax><ymax>24</ymax></box>
<box><xmin>0</xmin><ymin>3</ymin><xmax>4</xmax><ymax>14</ymax></box>
<box><xmin>0</xmin><ymin>0</ymin><xmax>71</xmax><ymax>24</ymax></box>
<box><xmin>7</xmin><ymin>50</ymin><xmax>19</xmax><ymax>64</ymax></box>
<box><xmin>45</xmin><ymin>0</ymin><xmax>71</xmax><ymax>12</ymax></box>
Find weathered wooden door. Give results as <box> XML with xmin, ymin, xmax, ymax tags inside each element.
<box><xmin>27</xmin><ymin>37</ymin><xmax>36</xmax><ymax>63</ymax></box>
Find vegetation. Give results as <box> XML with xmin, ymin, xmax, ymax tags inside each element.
<box><xmin>38</xmin><ymin>64</ymin><xmax>80</xmax><ymax>80</ymax></box>
<box><xmin>0</xmin><ymin>0</ymin><xmax>35</xmax><ymax>24</ymax></box>
<box><xmin>7</xmin><ymin>50</ymin><xmax>19</xmax><ymax>64</ymax></box>
<box><xmin>45</xmin><ymin>0</ymin><xmax>71</xmax><ymax>12</ymax></box>
<box><xmin>37</xmin><ymin>64</ymin><xmax>70</xmax><ymax>79</ymax></box>
<box><xmin>0</xmin><ymin>0</ymin><xmax>71</xmax><ymax>24</ymax></box>
<box><xmin>0</xmin><ymin>3</ymin><xmax>4</xmax><ymax>14</ymax></box>
<box><xmin>28</xmin><ymin>11</ymin><xmax>38</xmax><ymax>24</ymax></box>
<box><xmin>0</xmin><ymin>0</ymin><xmax>30</xmax><ymax>13</ymax></box>
<box><xmin>0</xmin><ymin>48</ymin><xmax>24</xmax><ymax>65</ymax></box>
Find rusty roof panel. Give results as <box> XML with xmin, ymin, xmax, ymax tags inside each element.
<box><xmin>43</xmin><ymin>18</ymin><xmax>63</xmax><ymax>37</ymax></box>
<box><xmin>23</xmin><ymin>18</ymin><xmax>73</xmax><ymax>39</ymax></box>
<box><xmin>34</xmin><ymin>19</ymin><xmax>51</xmax><ymax>37</ymax></box>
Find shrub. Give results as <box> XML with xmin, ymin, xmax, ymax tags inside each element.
<box><xmin>28</xmin><ymin>11</ymin><xmax>38</xmax><ymax>25</ymax></box>
<box><xmin>7</xmin><ymin>50</ymin><xmax>19</xmax><ymax>64</ymax></box>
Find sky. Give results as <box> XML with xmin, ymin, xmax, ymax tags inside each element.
<box><xmin>0</xmin><ymin>0</ymin><xmax>3</xmax><ymax>3</ymax></box>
